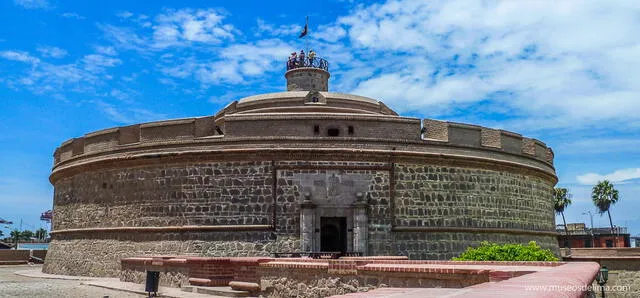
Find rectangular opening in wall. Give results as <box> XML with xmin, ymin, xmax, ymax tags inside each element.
<box><xmin>321</xmin><ymin>217</ymin><xmax>347</xmax><ymax>252</ymax></box>
<box><xmin>327</xmin><ymin>128</ymin><xmax>340</xmax><ymax>137</ymax></box>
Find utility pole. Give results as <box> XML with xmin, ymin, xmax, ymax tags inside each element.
<box><xmin>583</xmin><ymin>211</ymin><xmax>595</xmax><ymax>247</ymax></box>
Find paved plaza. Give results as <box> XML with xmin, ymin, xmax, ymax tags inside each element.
<box><xmin>0</xmin><ymin>265</ymin><xmax>226</xmax><ymax>298</ymax></box>
<box><xmin>0</xmin><ymin>265</ymin><xmax>141</xmax><ymax>297</ymax></box>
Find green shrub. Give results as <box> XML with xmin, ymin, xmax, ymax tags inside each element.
<box><xmin>452</xmin><ymin>241</ymin><xmax>558</xmax><ymax>261</ymax></box>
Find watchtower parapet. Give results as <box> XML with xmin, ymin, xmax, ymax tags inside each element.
<box><xmin>53</xmin><ymin>116</ymin><xmax>221</xmax><ymax>166</ymax></box>
<box><xmin>285</xmin><ymin>56</ymin><xmax>330</xmax><ymax>92</ymax></box>
<box><xmin>422</xmin><ymin>119</ymin><xmax>554</xmax><ymax>165</ymax></box>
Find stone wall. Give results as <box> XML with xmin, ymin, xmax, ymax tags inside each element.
<box><xmin>274</xmin><ymin>161</ymin><xmax>392</xmax><ymax>255</ymax></box>
<box><xmin>285</xmin><ymin>68</ymin><xmax>330</xmax><ymax>92</ymax></box>
<box><xmin>46</xmin><ymin>157</ymin><xmax>557</xmax><ymax>276</ymax></box>
<box><xmin>260</xmin><ymin>267</ymin><xmax>375</xmax><ymax>298</ymax></box>
<box><xmin>52</xmin><ymin>161</ymin><xmax>273</xmax><ymax>230</ymax></box>
<box><xmin>224</xmin><ymin>114</ymin><xmax>421</xmax><ymax>141</ymax></box>
<box><xmin>394</xmin><ymin>164</ymin><xmax>555</xmax><ymax>231</ymax></box>
<box><xmin>393</xmin><ymin>163</ymin><xmax>557</xmax><ymax>259</ymax></box>
<box><xmin>563</xmin><ymin>249</ymin><xmax>640</xmax><ymax>297</ymax></box>
<box><xmin>0</xmin><ymin>250</ymin><xmax>30</xmax><ymax>265</ymax></box>
<box><xmin>393</xmin><ymin>232</ymin><xmax>557</xmax><ymax>260</ymax></box>
<box><xmin>43</xmin><ymin>232</ymin><xmax>297</xmax><ymax>277</ymax></box>
<box><xmin>598</xmin><ymin>262</ymin><xmax>640</xmax><ymax>298</ymax></box>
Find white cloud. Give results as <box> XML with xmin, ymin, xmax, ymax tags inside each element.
<box><xmin>577</xmin><ymin>168</ymin><xmax>640</xmax><ymax>185</ymax></box>
<box><xmin>197</xmin><ymin>61</ymin><xmax>244</xmax><ymax>84</ymax></box>
<box><xmin>0</xmin><ymin>47</ymin><xmax>124</xmax><ymax>97</ymax></box>
<box><xmin>0</xmin><ymin>51</ymin><xmax>40</xmax><ymax>64</ymax></box>
<box><xmin>100</xmin><ymin>8</ymin><xmax>237</xmax><ymax>52</ymax></box>
<box><xmin>117</xmin><ymin>11</ymin><xmax>134</xmax><ymax>19</ymax></box>
<box><xmin>14</xmin><ymin>0</ymin><xmax>50</xmax><ymax>9</ymax></box>
<box><xmin>256</xmin><ymin>18</ymin><xmax>301</xmax><ymax>37</ymax></box>
<box><xmin>37</xmin><ymin>46</ymin><xmax>68</xmax><ymax>59</ymax></box>
<box><xmin>95</xmin><ymin>46</ymin><xmax>117</xmax><ymax>56</ymax></box>
<box><xmin>98</xmin><ymin>24</ymin><xmax>148</xmax><ymax>52</ymax></box>
<box><xmin>315</xmin><ymin>24</ymin><xmax>347</xmax><ymax>43</ymax></box>
<box><xmin>61</xmin><ymin>12</ymin><xmax>85</xmax><ymax>20</ymax></box>
<box><xmin>324</xmin><ymin>0</ymin><xmax>640</xmax><ymax>130</ymax></box>
<box><xmin>161</xmin><ymin>38</ymin><xmax>293</xmax><ymax>86</ymax></box>
<box><xmin>152</xmin><ymin>8</ymin><xmax>236</xmax><ymax>48</ymax></box>
<box><xmin>81</xmin><ymin>54</ymin><xmax>121</xmax><ymax>73</ymax></box>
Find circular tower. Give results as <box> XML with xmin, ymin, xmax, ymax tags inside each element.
<box><xmin>43</xmin><ymin>52</ymin><xmax>559</xmax><ymax>277</ymax></box>
<box><xmin>285</xmin><ymin>56</ymin><xmax>330</xmax><ymax>91</ymax></box>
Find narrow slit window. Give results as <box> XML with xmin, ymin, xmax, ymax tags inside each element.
<box><xmin>348</xmin><ymin>126</ymin><xmax>354</xmax><ymax>135</ymax></box>
<box><xmin>313</xmin><ymin>125</ymin><xmax>320</xmax><ymax>135</ymax></box>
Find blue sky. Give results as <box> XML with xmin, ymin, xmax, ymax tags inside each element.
<box><xmin>1</xmin><ymin>0</ymin><xmax>639</xmax><ymax>237</ymax></box>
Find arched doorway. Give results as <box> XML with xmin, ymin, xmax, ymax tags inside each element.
<box><xmin>320</xmin><ymin>217</ymin><xmax>347</xmax><ymax>252</ymax></box>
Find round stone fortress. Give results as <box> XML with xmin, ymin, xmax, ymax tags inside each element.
<box><xmin>43</xmin><ymin>56</ymin><xmax>558</xmax><ymax>277</ymax></box>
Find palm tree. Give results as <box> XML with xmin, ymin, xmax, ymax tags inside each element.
<box><xmin>35</xmin><ymin>228</ymin><xmax>47</xmax><ymax>241</ymax></box>
<box><xmin>592</xmin><ymin>180</ymin><xmax>620</xmax><ymax>247</ymax></box>
<box><xmin>10</xmin><ymin>229</ymin><xmax>21</xmax><ymax>249</ymax></box>
<box><xmin>554</xmin><ymin>188</ymin><xmax>572</xmax><ymax>248</ymax></box>
<box><xmin>21</xmin><ymin>230</ymin><xmax>34</xmax><ymax>241</ymax></box>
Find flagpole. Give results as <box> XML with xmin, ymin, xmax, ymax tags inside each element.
<box><xmin>305</xmin><ymin>16</ymin><xmax>309</xmax><ymax>54</ymax></box>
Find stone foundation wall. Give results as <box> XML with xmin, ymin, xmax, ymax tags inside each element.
<box><xmin>53</xmin><ymin>161</ymin><xmax>274</xmax><ymax>230</ymax></box>
<box><xmin>47</xmin><ymin>158</ymin><xmax>557</xmax><ymax>276</ymax></box>
<box><xmin>393</xmin><ymin>232</ymin><xmax>557</xmax><ymax>260</ymax></box>
<box><xmin>393</xmin><ymin>164</ymin><xmax>555</xmax><ymax>231</ymax></box>
<box><xmin>260</xmin><ymin>268</ymin><xmax>374</xmax><ymax>298</ymax></box>
<box><xmin>0</xmin><ymin>250</ymin><xmax>30</xmax><ymax>263</ymax></box>
<box><xmin>564</xmin><ymin>255</ymin><xmax>640</xmax><ymax>298</ymax></box>
<box><xmin>600</xmin><ymin>268</ymin><xmax>640</xmax><ymax>298</ymax></box>
<box><xmin>392</xmin><ymin>163</ymin><xmax>557</xmax><ymax>259</ymax></box>
<box><xmin>117</xmin><ymin>256</ymin><xmax>599</xmax><ymax>298</ymax></box>
<box><xmin>259</xmin><ymin>260</ymin><xmax>490</xmax><ymax>298</ymax></box>
<box><xmin>43</xmin><ymin>233</ymin><xmax>298</xmax><ymax>277</ymax></box>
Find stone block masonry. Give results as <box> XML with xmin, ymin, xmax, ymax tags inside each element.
<box><xmin>46</xmin><ymin>89</ymin><xmax>559</xmax><ymax>278</ymax></box>
<box><xmin>563</xmin><ymin>248</ymin><xmax>640</xmax><ymax>297</ymax></box>
<box><xmin>52</xmin><ymin>161</ymin><xmax>274</xmax><ymax>230</ymax></box>
<box><xmin>45</xmin><ymin>158</ymin><xmax>557</xmax><ymax>276</ymax></box>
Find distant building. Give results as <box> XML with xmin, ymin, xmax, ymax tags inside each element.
<box><xmin>557</xmin><ymin>223</ymin><xmax>630</xmax><ymax>248</ymax></box>
<box><xmin>17</xmin><ymin>243</ymin><xmax>49</xmax><ymax>250</ymax></box>
<box><xmin>630</xmin><ymin>236</ymin><xmax>640</xmax><ymax>247</ymax></box>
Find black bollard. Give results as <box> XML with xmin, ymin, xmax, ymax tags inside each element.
<box><xmin>145</xmin><ymin>271</ymin><xmax>160</xmax><ymax>297</ymax></box>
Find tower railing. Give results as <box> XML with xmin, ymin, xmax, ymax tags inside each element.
<box><xmin>286</xmin><ymin>56</ymin><xmax>329</xmax><ymax>71</ymax></box>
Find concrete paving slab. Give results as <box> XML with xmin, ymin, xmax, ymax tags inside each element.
<box><xmin>9</xmin><ymin>266</ymin><xmax>233</xmax><ymax>298</ymax></box>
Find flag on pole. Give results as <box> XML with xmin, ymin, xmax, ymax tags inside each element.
<box><xmin>299</xmin><ymin>16</ymin><xmax>308</xmax><ymax>38</ymax></box>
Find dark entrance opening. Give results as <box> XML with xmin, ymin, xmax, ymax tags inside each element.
<box><xmin>320</xmin><ymin>217</ymin><xmax>347</xmax><ymax>252</ymax></box>
<box><xmin>606</xmin><ymin>239</ymin><xmax>613</xmax><ymax>247</ymax></box>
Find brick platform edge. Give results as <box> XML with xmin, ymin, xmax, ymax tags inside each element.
<box><xmin>333</xmin><ymin>262</ymin><xmax>600</xmax><ymax>298</ymax></box>
<box><xmin>120</xmin><ymin>256</ymin><xmax>599</xmax><ymax>297</ymax></box>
